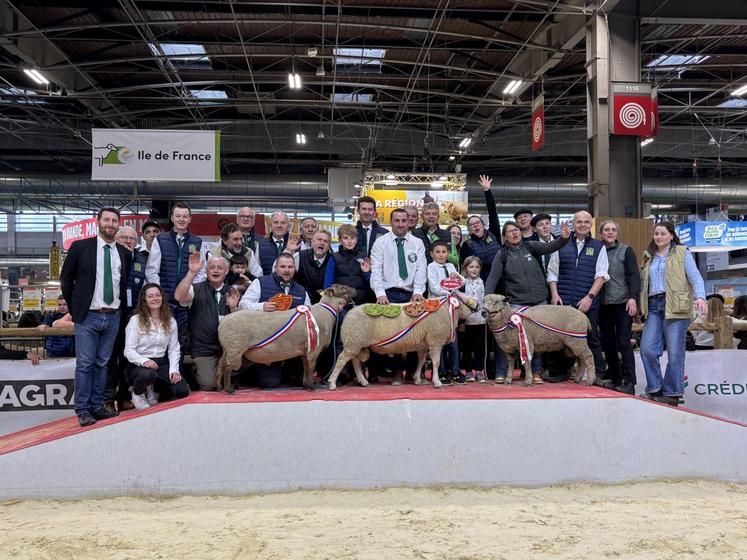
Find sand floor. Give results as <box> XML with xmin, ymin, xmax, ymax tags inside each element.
<box><xmin>1</xmin><ymin>480</ymin><xmax>746</xmax><ymax>559</ymax></box>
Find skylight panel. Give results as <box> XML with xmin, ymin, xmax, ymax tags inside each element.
<box><xmin>718</xmin><ymin>98</ymin><xmax>747</xmax><ymax>108</ymax></box>
<box><xmin>148</xmin><ymin>42</ymin><xmax>209</xmax><ymax>65</ymax></box>
<box><xmin>646</xmin><ymin>54</ymin><xmax>709</xmax><ymax>68</ymax></box>
<box><xmin>0</xmin><ymin>87</ymin><xmax>46</xmax><ymax>104</ymax></box>
<box><xmin>332</xmin><ymin>93</ymin><xmax>373</xmax><ymax>103</ymax></box>
<box><xmin>189</xmin><ymin>89</ymin><xmax>227</xmax><ymax>100</ymax></box>
<box><xmin>334</xmin><ymin>48</ymin><xmax>385</xmax><ymax>67</ymax></box>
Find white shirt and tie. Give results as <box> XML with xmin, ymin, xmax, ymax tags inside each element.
<box><xmin>369</xmin><ymin>231</ymin><xmax>427</xmax><ymax>297</ymax></box>
<box><xmin>238</xmin><ymin>278</ymin><xmax>311</xmax><ymax>311</ymax></box>
<box><xmin>90</xmin><ymin>234</ymin><xmax>122</xmax><ymax>310</ymax></box>
<box><xmin>146</xmin><ymin>232</ymin><xmax>206</xmax><ymax>284</ymax></box>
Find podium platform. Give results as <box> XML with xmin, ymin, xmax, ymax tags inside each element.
<box><xmin>1</xmin><ymin>382</ymin><xmax>745</xmax><ymax>500</ymax></box>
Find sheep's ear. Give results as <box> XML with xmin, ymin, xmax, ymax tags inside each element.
<box><xmin>322</xmin><ymin>288</ymin><xmax>334</xmax><ymax>297</ymax></box>
<box><xmin>504</xmin><ymin>296</ymin><xmax>511</xmax><ymax>304</ymax></box>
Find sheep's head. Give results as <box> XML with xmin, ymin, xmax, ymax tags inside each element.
<box><xmin>482</xmin><ymin>294</ymin><xmax>512</xmax><ymax>325</ymax></box>
<box><xmin>320</xmin><ymin>284</ymin><xmax>357</xmax><ymax>311</ymax></box>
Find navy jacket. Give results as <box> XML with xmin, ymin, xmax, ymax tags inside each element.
<box><xmin>556</xmin><ymin>234</ymin><xmax>604</xmax><ymax>311</ymax></box>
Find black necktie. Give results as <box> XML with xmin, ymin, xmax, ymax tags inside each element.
<box><xmin>442</xmin><ymin>265</ymin><xmax>449</xmax><ymax>278</ymax></box>
<box><xmin>364</xmin><ymin>227</ymin><xmax>370</xmax><ymax>255</ymax></box>
<box><xmin>276</xmin><ymin>240</ymin><xmax>284</xmax><ymax>256</ymax></box>
<box><xmin>280</xmin><ymin>282</ymin><xmax>289</xmax><ymax>293</ymax></box>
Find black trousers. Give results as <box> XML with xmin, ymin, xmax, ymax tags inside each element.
<box><xmin>586</xmin><ymin>307</ymin><xmax>605</xmax><ymax>377</ymax></box>
<box><xmin>104</xmin><ymin>318</ymin><xmax>130</xmax><ymax>404</ymax></box>
<box><xmin>599</xmin><ymin>303</ymin><xmax>636</xmax><ymax>386</ymax></box>
<box><xmin>460</xmin><ymin>324</ymin><xmax>487</xmax><ymax>372</ymax></box>
<box><xmin>126</xmin><ymin>356</ymin><xmax>190</xmax><ymax>400</ymax></box>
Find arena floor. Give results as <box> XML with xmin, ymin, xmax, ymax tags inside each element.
<box><xmin>1</xmin><ymin>480</ymin><xmax>746</xmax><ymax>559</ymax></box>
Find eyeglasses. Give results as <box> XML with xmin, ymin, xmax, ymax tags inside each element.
<box><xmin>237</xmin><ymin>214</ymin><xmax>254</xmax><ymax>220</ymax></box>
<box><xmin>468</xmin><ymin>222</ymin><xmax>482</xmax><ymax>228</ymax></box>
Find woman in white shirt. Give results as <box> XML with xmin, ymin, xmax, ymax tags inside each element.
<box><xmin>124</xmin><ymin>283</ymin><xmax>188</xmax><ymax>409</ymax></box>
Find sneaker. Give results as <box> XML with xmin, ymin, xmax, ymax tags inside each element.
<box><xmin>131</xmin><ymin>392</ymin><xmax>151</xmax><ymax>410</ymax></box>
<box><xmin>450</xmin><ymin>373</ymin><xmax>467</xmax><ymax>385</ymax></box>
<box><xmin>532</xmin><ymin>374</ymin><xmax>544</xmax><ymax>385</ymax></box>
<box><xmin>439</xmin><ymin>374</ymin><xmax>452</xmax><ymax>385</ymax></box>
<box><xmin>391</xmin><ymin>371</ymin><xmax>404</xmax><ymax>386</ymax></box>
<box><xmin>476</xmin><ymin>371</ymin><xmax>487</xmax><ymax>383</ymax></box>
<box><xmin>145</xmin><ymin>386</ymin><xmax>159</xmax><ymax>406</ymax></box>
<box><xmin>465</xmin><ymin>372</ymin><xmax>476</xmax><ymax>383</ymax></box>
<box><xmin>494</xmin><ymin>376</ymin><xmax>505</xmax><ymax>384</ymax></box>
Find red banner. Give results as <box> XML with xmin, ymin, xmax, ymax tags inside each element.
<box><xmin>531</xmin><ymin>93</ymin><xmax>545</xmax><ymax>152</ymax></box>
<box><xmin>611</xmin><ymin>83</ymin><xmax>653</xmax><ymax>136</ymax></box>
<box><xmin>61</xmin><ymin>213</ymin><xmax>267</xmax><ymax>250</ymax></box>
<box><xmin>646</xmin><ymin>86</ymin><xmax>659</xmax><ymax>139</ymax></box>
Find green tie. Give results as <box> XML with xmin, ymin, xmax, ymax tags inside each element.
<box><xmin>176</xmin><ymin>237</ymin><xmax>184</xmax><ymax>277</ymax></box>
<box><xmin>276</xmin><ymin>240</ymin><xmax>284</xmax><ymax>256</ymax></box>
<box><xmin>103</xmin><ymin>244</ymin><xmax>114</xmax><ymax>305</ymax></box>
<box><xmin>395</xmin><ymin>238</ymin><xmax>408</xmax><ymax>280</ymax></box>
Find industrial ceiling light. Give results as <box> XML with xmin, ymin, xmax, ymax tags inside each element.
<box><xmin>386</xmin><ymin>174</ymin><xmax>395</xmax><ymax>179</ymax></box>
<box><xmin>503</xmin><ymin>79</ymin><xmax>523</xmax><ymax>95</ymax></box>
<box><xmin>23</xmin><ymin>69</ymin><xmax>49</xmax><ymax>85</ymax></box>
<box><xmin>458</xmin><ymin>137</ymin><xmax>472</xmax><ymax>149</ymax></box>
<box><xmin>438</xmin><ymin>176</ymin><xmax>447</xmax><ymax>181</ymax></box>
<box><xmin>288</xmin><ymin>72</ymin><xmax>302</xmax><ymax>89</ymax></box>
<box><xmin>731</xmin><ymin>83</ymin><xmax>747</xmax><ymax>97</ymax></box>
<box><xmin>641</xmin><ymin>137</ymin><xmax>654</xmax><ymax>147</ymax></box>
<box><xmin>295</xmin><ymin>132</ymin><xmax>307</xmax><ymax>145</ymax></box>
<box><xmin>307</xmin><ymin>47</ymin><xmax>318</xmax><ymax>57</ymax></box>
<box><xmin>448</xmin><ymin>155</ymin><xmax>456</xmax><ymax>161</ymax></box>
<box><xmin>430</xmin><ymin>181</ymin><xmax>444</xmax><ymax>189</ymax></box>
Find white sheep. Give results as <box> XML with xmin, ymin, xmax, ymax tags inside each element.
<box><xmin>483</xmin><ymin>294</ymin><xmax>596</xmax><ymax>386</ymax></box>
<box><xmin>216</xmin><ymin>284</ymin><xmax>356</xmax><ymax>391</ymax></box>
<box><xmin>326</xmin><ymin>291</ymin><xmax>478</xmax><ymax>389</ymax></box>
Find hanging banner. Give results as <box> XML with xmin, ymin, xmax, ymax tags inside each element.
<box><xmin>366</xmin><ymin>190</ymin><xmax>468</xmax><ymax>225</ymax></box>
<box><xmin>91</xmin><ymin>129</ymin><xmax>221</xmax><ymax>182</ymax></box>
<box><xmin>49</xmin><ymin>242</ymin><xmax>60</xmax><ymax>280</ymax></box>
<box><xmin>611</xmin><ymin>82</ymin><xmax>653</xmax><ymax>136</ymax></box>
<box><xmin>647</xmin><ymin>86</ymin><xmax>659</xmax><ymax>138</ymax></box>
<box><xmin>22</xmin><ymin>288</ymin><xmax>42</xmax><ymax>311</ymax></box>
<box><xmin>531</xmin><ymin>93</ymin><xmax>545</xmax><ymax>152</ymax></box>
<box><xmin>44</xmin><ymin>287</ymin><xmax>61</xmax><ymax>311</ymax></box>
<box><xmin>676</xmin><ymin>221</ymin><xmax>747</xmax><ymax>251</ymax></box>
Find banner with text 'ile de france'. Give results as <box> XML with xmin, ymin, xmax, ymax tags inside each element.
<box><xmin>91</xmin><ymin>129</ymin><xmax>220</xmax><ymax>182</ymax></box>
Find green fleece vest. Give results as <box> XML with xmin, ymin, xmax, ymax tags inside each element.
<box><xmin>640</xmin><ymin>244</ymin><xmax>693</xmax><ymax>320</ymax></box>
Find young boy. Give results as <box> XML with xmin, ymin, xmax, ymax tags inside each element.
<box><xmin>426</xmin><ymin>240</ymin><xmax>465</xmax><ymax>384</ymax></box>
<box><xmin>226</xmin><ymin>254</ymin><xmax>251</xmax><ymax>293</ymax></box>
<box><xmin>324</xmin><ymin>224</ymin><xmax>371</xmax><ymax>305</ymax></box>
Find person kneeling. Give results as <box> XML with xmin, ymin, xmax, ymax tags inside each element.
<box><xmin>124</xmin><ymin>283</ymin><xmax>189</xmax><ymax>409</ymax></box>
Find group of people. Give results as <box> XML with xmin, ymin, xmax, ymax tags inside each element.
<box><xmin>53</xmin><ymin>177</ymin><xmax>712</xmax><ymax>427</ymax></box>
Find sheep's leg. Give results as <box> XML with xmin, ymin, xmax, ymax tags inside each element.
<box><xmin>217</xmin><ymin>351</ymin><xmax>242</xmax><ymax>394</ymax></box>
<box><xmin>429</xmin><ymin>344</ymin><xmax>444</xmax><ymax>389</ymax></box>
<box><xmin>579</xmin><ymin>347</ymin><xmax>596</xmax><ymax>386</ymax></box>
<box><xmin>504</xmin><ymin>355</ymin><xmax>515</xmax><ymax>385</ymax></box>
<box><xmin>412</xmin><ymin>348</ymin><xmax>428</xmax><ymax>385</ymax></box>
<box><xmin>523</xmin><ymin>343</ymin><xmax>534</xmax><ymax>386</ymax></box>
<box><xmin>327</xmin><ymin>348</ymin><xmax>358</xmax><ymax>390</ymax></box>
<box><xmin>350</xmin><ymin>356</ymin><xmax>369</xmax><ymax>387</ymax></box>
<box><xmin>301</xmin><ymin>355</ymin><xmax>315</xmax><ymax>389</ymax></box>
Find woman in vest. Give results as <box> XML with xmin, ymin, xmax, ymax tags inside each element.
<box><xmin>640</xmin><ymin>222</ymin><xmax>707</xmax><ymax>406</ymax></box>
<box><xmin>598</xmin><ymin>220</ymin><xmax>641</xmax><ymax>394</ymax></box>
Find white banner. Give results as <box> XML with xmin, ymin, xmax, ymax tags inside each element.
<box><xmin>634</xmin><ymin>350</ymin><xmax>747</xmax><ymax>424</ymax></box>
<box><xmin>0</xmin><ymin>359</ymin><xmax>76</xmax><ymax>436</ymax></box>
<box><xmin>91</xmin><ymin>129</ymin><xmax>220</xmax><ymax>182</ymax></box>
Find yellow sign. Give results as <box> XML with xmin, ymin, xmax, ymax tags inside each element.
<box><xmin>367</xmin><ymin>190</ymin><xmax>468</xmax><ymax>225</ymax></box>
<box><xmin>49</xmin><ymin>242</ymin><xmax>60</xmax><ymax>280</ymax></box>
<box><xmin>22</xmin><ymin>288</ymin><xmax>42</xmax><ymax>311</ymax></box>
<box><xmin>44</xmin><ymin>287</ymin><xmax>61</xmax><ymax>311</ymax></box>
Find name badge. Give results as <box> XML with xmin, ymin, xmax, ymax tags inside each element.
<box><xmin>134</xmin><ymin>262</ymin><xmax>142</xmax><ymax>272</ymax></box>
<box><xmin>585</xmin><ymin>247</ymin><xmax>595</xmax><ymax>256</ymax></box>
<box><xmin>188</xmin><ymin>244</ymin><xmax>197</xmax><ymax>253</ymax></box>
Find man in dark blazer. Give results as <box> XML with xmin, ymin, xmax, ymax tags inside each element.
<box><xmin>61</xmin><ymin>207</ymin><xmax>132</xmax><ymax>427</ymax></box>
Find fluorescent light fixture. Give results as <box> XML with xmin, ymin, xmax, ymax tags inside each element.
<box><xmin>295</xmin><ymin>133</ymin><xmax>307</xmax><ymax>145</ymax></box>
<box><xmin>651</xmin><ymin>204</ymin><xmax>673</xmax><ymax>209</ymax></box>
<box><xmin>731</xmin><ymin>83</ymin><xmax>747</xmax><ymax>97</ymax></box>
<box><xmin>23</xmin><ymin>69</ymin><xmax>49</xmax><ymax>85</ymax></box>
<box><xmin>430</xmin><ymin>181</ymin><xmax>444</xmax><ymax>189</ymax></box>
<box><xmin>307</xmin><ymin>48</ymin><xmax>318</xmax><ymax>57</ymax></box>
<box><xmin>503</xmin><ymin>79</ymin><xmax>523</xmax><ymax>95</ymax></box>
<box><xmin>383</xmin><ymin>180</ymin><xmax>398</xmax><ymax>186</ymax></box>
<box><xmin>641</xmin><ymin>137</ymin><xmax>655</xmax><ymax>147</ymax></box>
<box><xmin>288</xmin><ymin>73</ymin><xmax>302</xmax><ymax>89</ymax></box>
<box><xmin>448</xmin><ymin>155</ymin><xmax>456</xmax><ymax>161</ymax></box>
<box><xmin>458</xmin><ymin>138</ymin><xmax>472</xmax><ymax>149</ymax></box>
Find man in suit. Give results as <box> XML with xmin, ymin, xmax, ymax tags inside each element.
<box><xmin>61</xmin><ymin>207</ymin><xmax>132</xmax><ymax>427</ymax></box>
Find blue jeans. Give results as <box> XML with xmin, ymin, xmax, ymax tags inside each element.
<box><xmin>494</xmin><ymin>346</ymin><xmax>542</xmax><ymax>378</ymax></box>
<box><xmin>438</xmin><ymin>339</ymin><xmax>460</xmax><ymax>376</ymax></box>
<box><xmin>74</xmin><ymin>310</ymin><xmax>121</xmax><ymax>414</ymax></box>
<box><xmin>640</xmin><ymin>294</ymin><xmax>689</xmax><ymax>396</ymax></box>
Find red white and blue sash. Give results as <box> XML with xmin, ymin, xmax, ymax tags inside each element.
<box><xmin>254</xmin><ymin>305</ymin><xmax>320</xmax><ymax>352</ymax></box>
<box><xmin>372</xmin><ymin>296</ymin><xmax>460</xmax><ymax>348</ymax></box>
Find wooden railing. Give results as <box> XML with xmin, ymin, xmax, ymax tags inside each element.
<box><xmin>632</xmin><ymin>319</ymin><xmax>747</xmax><ymax>349</ymax></box>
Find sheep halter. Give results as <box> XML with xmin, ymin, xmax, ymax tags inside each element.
<box><xmin>254</xmin><ymin>305</ymin><xmax>320</xmax><ymax>353</ymax></box>
<box><xmin>492</xmin><ymin>305</ymin><xmax>588</xmax><ymax>364</ymax></box>
<box><xmin>371</xmin><ymin>295</ymin><xmax>459</xmax><ymax>348</ymax></box>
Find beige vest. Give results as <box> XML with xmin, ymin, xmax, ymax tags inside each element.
<box><xmin>640</xmin><ymin>244</ymin><xmax>693</xmax><ymax>320</ymax></box>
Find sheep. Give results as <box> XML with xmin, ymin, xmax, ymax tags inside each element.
<box><xmin>216</xmin><ymin>284</ymin><xmax>356</xmax><ymax>392</ymax></box>
<box><xmin>326</xmin><ymin>291</ymin><xmax>478</xmax><ymax>390</ymax></box>
<box><xmin>483</xmin><ymin>294</ymin><xmax>596</xmax><ymax>386</ymax></box>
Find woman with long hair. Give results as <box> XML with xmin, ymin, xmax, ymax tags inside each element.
<box><xmin>640</xmin><ymin>222</ymin><xmax>707</xmax><ymax>406</ymax></box>
<box><xmin>447</xmin><ymin>224</ymin><xmax>463</xmax><ymax>266</ymax></box>
<box><xmin>124</xmin><ymin>283</ymin><xmax>189</xmax><ymax>409</ymax></box>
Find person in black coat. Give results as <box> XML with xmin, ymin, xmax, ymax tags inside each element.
<box><xmin>60</xmin><ymin>207</ymin><xmax>132</xmax><ymax>427</ymax></box>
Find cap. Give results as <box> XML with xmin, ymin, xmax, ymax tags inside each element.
<box><xmin>530</xmin><ymin>213</ymin><xmax>552</xmax><ymax>227</ymax></box>
<box><xmin>513</xmin><ymin>208</ymin><xmax>533</xmax><ymax>219</ymax></box>
<box><xmin>141</xmin><ymin>220</ymin><xmax>161</xmax><ymax>232</ymax></box>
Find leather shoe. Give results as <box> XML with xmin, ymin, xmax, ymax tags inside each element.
<box><xmin>77</xmin><ymin>411</ymin><xmax>96</xmax><ymax>427</ymax></box>
<box><xmin>92</xmin><ymin>407</ymin><xmax>119</xmax><ymax>420</ymax></box>
<box><xmin>117</xmin><ymin>399</ymin><xmax>135</xmax><ymax>412</ymax></box>
<box><xmin>613</xmin><ymin>384</ymin><xmax>635</xmax><ymax>395</ymax></box>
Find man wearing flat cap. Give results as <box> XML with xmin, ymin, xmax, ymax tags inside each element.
<box><xmin>513</xmin><ymin>208</ymin><xmax>536</xmax><ymax>240</ymax></box>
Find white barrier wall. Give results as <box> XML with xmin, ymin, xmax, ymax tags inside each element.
<box><xmin>0</xmin><ymin>359</ymin><xmax>76</xmax><ymax>436</ymax></box>
<box><xmin>634</xmin><ymin>350</ymin><xmax>747</xmax><ymax>424</ymax></box>
<box><xmin>1</xmin><ymin>397</ymin><xmax>745</xmax><ymax>500</ymax></box>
